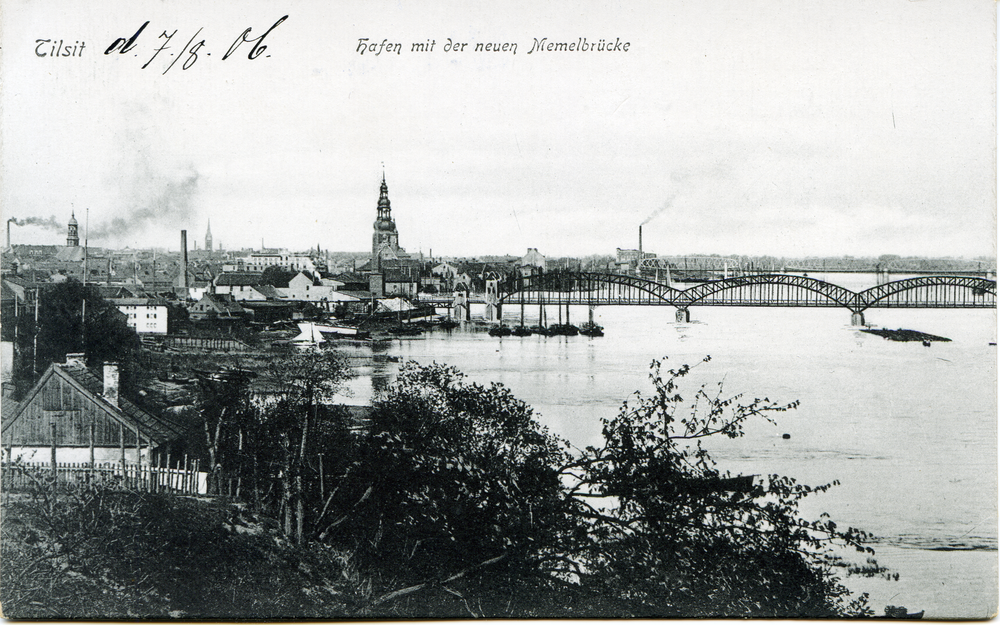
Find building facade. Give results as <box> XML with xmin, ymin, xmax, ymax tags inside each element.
<box><xmin>111</xmin><ymin>298</ymin><xmax>169</xmax><ymax>334</ymax></box>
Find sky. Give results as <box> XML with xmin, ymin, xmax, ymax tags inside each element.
<box><xmin>0</xmin><ymin>0</ymin><xmax>996</xmax><ymax>259</ymax></box>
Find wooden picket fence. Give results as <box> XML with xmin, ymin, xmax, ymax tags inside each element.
<box><xmin>1</xmin><ymin>461</ymin><xmax>206</xmax><ymax>495</ymax></box>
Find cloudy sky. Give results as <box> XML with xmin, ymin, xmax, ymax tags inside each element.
<box><xmin>1</xmin><ymin>0</ymin><xmax>995</xmax><ymax>259</ymax></box>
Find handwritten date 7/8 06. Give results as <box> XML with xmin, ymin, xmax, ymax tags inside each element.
<box><xmin>103</xmin><ymin>16</ymin><xmax>287</xmax><ymax>74</ymax></box>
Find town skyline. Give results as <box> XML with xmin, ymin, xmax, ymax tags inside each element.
<box><xmin>8</xmin><ymin>209</ymin><xmax>997</xmax><ymax>266</ymax></box>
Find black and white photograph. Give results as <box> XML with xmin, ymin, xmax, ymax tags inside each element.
<box><xmin>0</xmin><ymin>0</ymin><xmax>996</xmax><ymax>619</ymax></box>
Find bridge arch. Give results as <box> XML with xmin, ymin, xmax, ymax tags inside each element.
<box><xmin>676</xmin><ymin>274</ymin><xmax>860</xmax><ymax>311</ymax></box>
<box><xmin>497</xmin><ymin>271</ymin><xmax>684</xmax><ymax>305</ymax></box>
<box><xmin>857</xmin><ymin>276</ymin><xmax>997</xmax><ymax>310</ymax></box>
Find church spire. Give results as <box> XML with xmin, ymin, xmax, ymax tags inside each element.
<box><xmin>372</xmin><ymin>173</ymin><xmax>401</xmax><ymax>275</ymax></box>
<box><xmin>377</xmin><ymin>175</ymin><xmax>391</xmax><ymax>221</ymax></box>
<box><xmin>205</xmin><ymin>219</ymin><xmax>213</xmax><ymax>252</ymax></box>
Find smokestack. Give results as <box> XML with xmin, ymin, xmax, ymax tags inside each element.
<box><xmin>638</xmin><ymin>225</ymin><xmax>643</xmax><ymax>276</ymax></box>
<box><xmin>180</xmin><ymin>230</ymin><xmax>189</xmax><ymax>289</ymax></box>
<box><xmin>103</xmin><ymin>362</ymin><xmax>119</xmax><ymax>407</ymax></box>
<box><xmin>6</xmin><ymin>219</ymin><xmax>10</xmax><ymax>249</ymax></box>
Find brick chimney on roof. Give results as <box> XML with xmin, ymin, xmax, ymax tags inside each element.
<box><xmin>64</xmin><ymin>353</ymin><xmax>86</xmax><ymax>368</ymax></box>
<box><xmin>103</xmin><ymin>362</ymin><xmax>119</xmax><ymax>407</ymax></box>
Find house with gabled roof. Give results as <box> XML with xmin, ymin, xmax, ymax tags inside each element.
<box><xmin>188</xmin><ymin>293</ymin><xmax>250</xmax><ymax>321</ymax></box>
<box><xmin>213</xmin><ymin>271</ymin><xmax>263</xmax><ymax>298</ymax></box>
<box><xmin>277</xmin><ymin>272</ymin><xmax>358</xmax><ymax>310</ymax></box>
<box><xmin>1</xmin><ymin>354</ymin><xmax>186</xmax><ymax>465</ymax></box>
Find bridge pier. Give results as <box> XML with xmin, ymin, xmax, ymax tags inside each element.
<box><xmin>851</xmin><ymin>311</ymin><xmax>865</xmax><ymax>326</ymax></box>
<box><xmin>675</xmin><ymin>308</ymin><xmax>690</xmax><ymax>323</ymax></box>
<box><xmin>485</xmin><ymin>279</ymin><xmax>499</xmax><ymax>322</ymax></box>
<box><xmin>452</xmin><ymin>290</ymin><xmax>469</xmax><ymax>321</ymax></box>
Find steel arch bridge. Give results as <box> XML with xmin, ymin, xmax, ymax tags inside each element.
<box><xmin>638</xmin><ymin>256</ymin><xmax>748</xmax><ymax>271</ymax></box>
<box><xmin>495</xmin><ymin>272</ymin><xmax>996</xmax><ymax>323</ymax></box>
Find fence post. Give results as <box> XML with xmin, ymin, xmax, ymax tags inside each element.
<box><xmin>89</xmin><ymin>422</ymin><xmax>96</xmax><ymax>482</ymax></box>
<box><xmin>133</xmin><ymin>424</ymin><xmax>141</xmax><ymax>489</ymax></box>
<box><xmin>50</xmin><ymin>422</ymin><xmax>57</xmax><ymax>486</ymax></box>
<box><xmin>119</xmin><ymin>423</ymin><xmax>126</xmax><ymax>487</ymax></box>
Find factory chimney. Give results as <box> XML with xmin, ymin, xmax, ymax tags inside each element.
<box><xmin>638</xmin><ymin>225</ymin><xmax>643</xmax><ymax>276</ymax></box>
<box><xmin>180</xmin><ymin>230</ymin><xmax>189</xmax><ymax>289</ymax></box>
<box><xmin>6</xmin><ymin>219</ymin><xmax>10</xmax><ymax>249</ymax></box>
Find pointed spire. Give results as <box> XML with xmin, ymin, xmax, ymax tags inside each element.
<box><xmin>205</xmin><ymin>218</ymin><xmax>214</xmax><ymax>252</ymax></box>
<box><xmin>377</xmin><ymin>173</ymin><xmax>391</xmax><ymax>218</ymax></box>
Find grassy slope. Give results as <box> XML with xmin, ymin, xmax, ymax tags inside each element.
<box><xmin>1</xmin><ymin>489</ymin><xmax>362</xmax><ymax>619</ymax></box>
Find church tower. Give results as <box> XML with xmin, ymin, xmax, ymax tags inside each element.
<box><xmin>205</xmin><ymin>219</ymin><xmax>213</xmax><ymax>252</ymax></box>
<box><xmin>371</xmin><ymin>174</ymin><xmax>400</xmax><ymax>272</ymax></box>
<box><xmin>67</xmin><ymin>211</ymin><xmax>79</xmax><ymax>247</ymax></box>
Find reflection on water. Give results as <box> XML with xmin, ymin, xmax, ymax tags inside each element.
<box><xmin>328</xmin><ymin>276</ymin><xmax>997</xmax><ymax>618</ymax></box>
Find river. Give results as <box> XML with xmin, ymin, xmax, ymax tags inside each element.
<box><xmin>331</xmin><ymin>273</ymin><xmax>997</xmax><ymax>618</ymax></box>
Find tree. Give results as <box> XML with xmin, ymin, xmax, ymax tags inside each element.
<box><xmin>12</xmin><ymin>280</ymin><xmax>140</xmax><ymax>395</ymax></box>
<box><xmin>562</xmin><ymin>357</ymin><xmax>881</xmax><ymax>617</ymax></box>
<box><xmin>193</xmin><ymin>350</ymin><xmax>350</xmax><ymax>544</ymax></box>
<box><xmin>325</xmin><ymin>358</ymin><xmax>884</xmax><ymax>618</ymax></box>
<box><xmin>166</xmin><ymin>301</ymin><xmax>190</xmax><ymax>334</ymax></box>
<box><xmin>194</xmin><ymin>363</ymin><xmax>258</xmax><ymax>498</ymax></box>
<box><xmin>259</xmin><ymin>349</ymin><xmax>350</xmax><ymax>544</ymax></box>
<box><xmin>326</xmin><ymin>362</ymin><xmax>575</xmax><ymax>615</ymax></box>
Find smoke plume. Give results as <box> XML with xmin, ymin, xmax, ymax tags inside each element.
<box><xmin>641</xmin><ymin>191</ymin><xmax>679</xmax><ymax>226</ymax></box>
<box><xmin>641</xmin><ymin>163</ymin><xmax>731</xmax><ymax>226</ymax></box>
<box><xmin>89</xmin><ymin>167</ymin><xmax>200</xmax><ymax>240</ymax></box>
<box><xmin>7</xmin><ymin>216</ymin><xmax>64</xmax><ymax>231</ymax></box>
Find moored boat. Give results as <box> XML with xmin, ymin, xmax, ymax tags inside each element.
<box><xmin>387</xmin><ymin>324</ymin><xmax>424</xmax><ymax>336</ymax></box>
<box><xmin>294</xmin><ymin>321</ymin><xmax>369</xmax><ymax>343</ymax></box>
<box><xmin>549</xmin><ymin>323</ymin><xmax>579</xmax><ymax>336</ymax></box>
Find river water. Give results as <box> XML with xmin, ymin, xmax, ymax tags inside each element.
<box><xmin>332</xmin><ymin>273</ymin><xmax>997</xmax><ymax>618</ymax></box>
